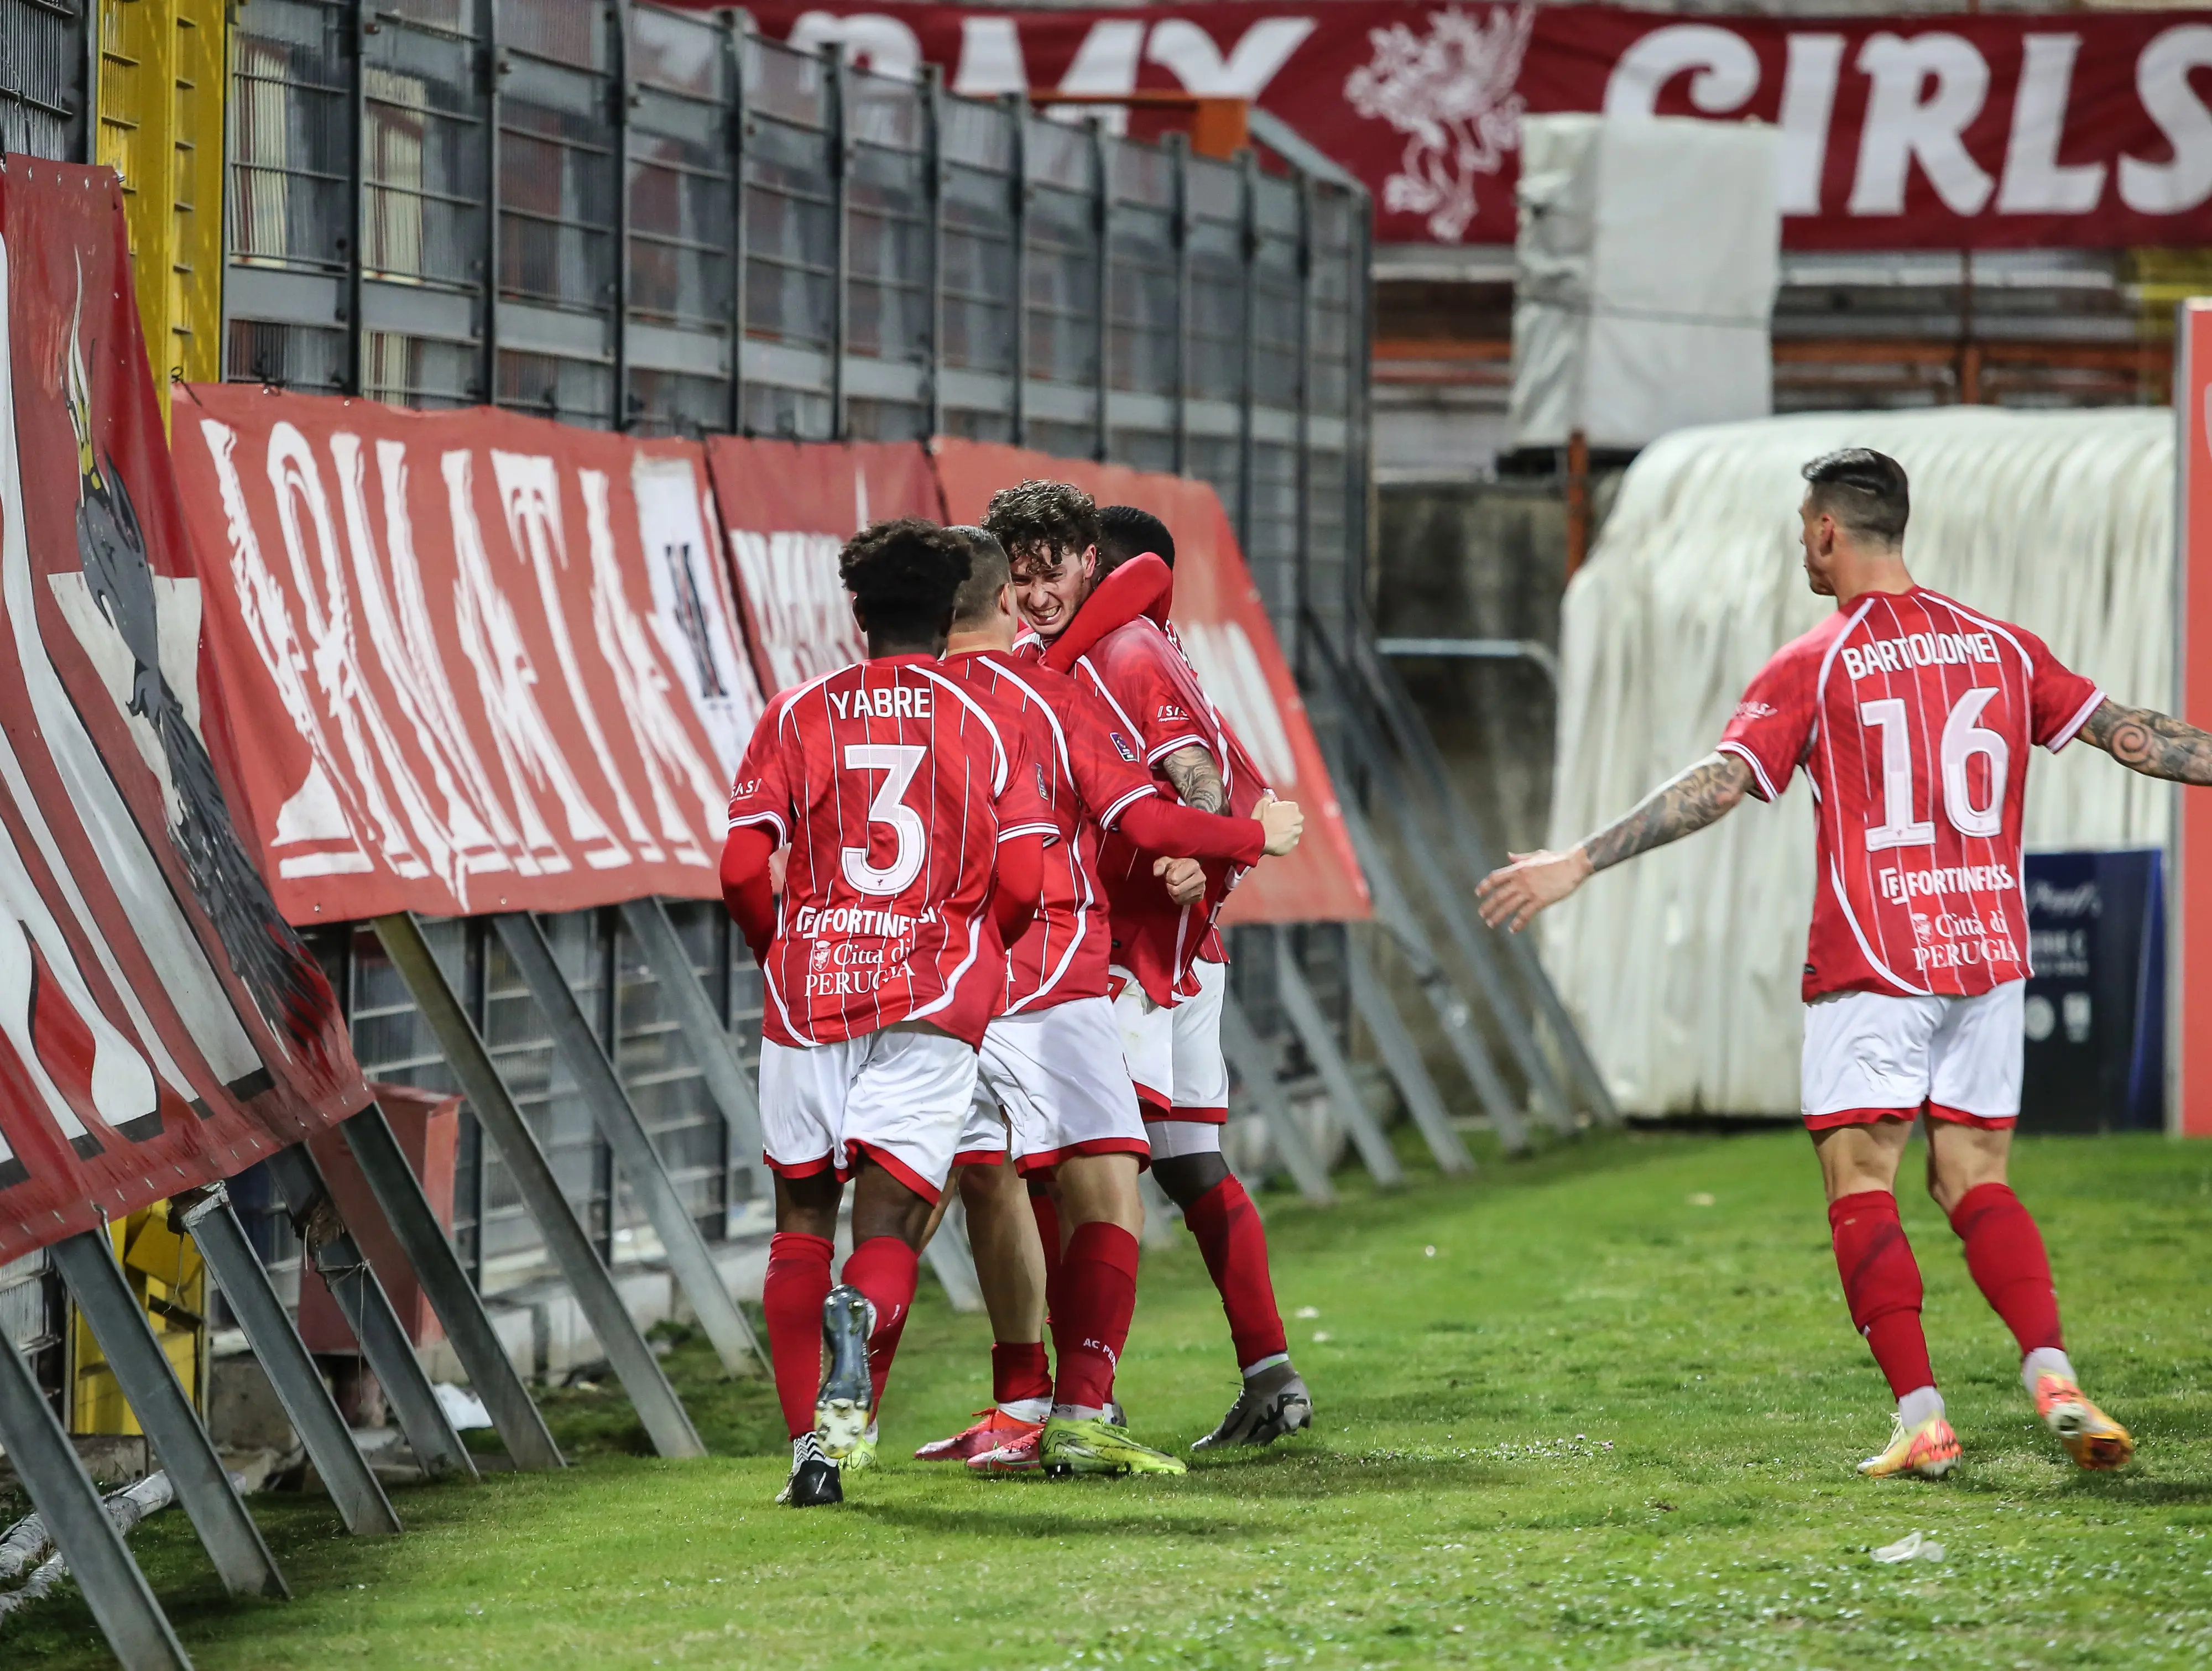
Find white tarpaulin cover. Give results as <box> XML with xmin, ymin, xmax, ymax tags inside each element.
<box><xmin>1541</xmin><ymin>407</ymin><xmax>2172</xmax><ymax>1115</ymax></box>
<box><xmin>1510</xmin><ymin>114</ymin><xmax>1779</xmax><ymax>451</ymax></box>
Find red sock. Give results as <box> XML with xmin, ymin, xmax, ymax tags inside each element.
<box><xmin>1828</xmin><ymin>1191</ymin><xmax>1936</xmax><ymax>1399</ymax></box>
<box><xmin>992</xmin><ymin>1341</ymin><xmax>1052</xmax><ymax>1408</ymax></box>
<box><xmin>1050</xmin><ymin>1222</ymin><xmax>1140</xmax><ymax>1412</ymax></box>
<box><xmin>841</xmin><ymin>1235</ymin><xmax>920</xmax><ymax>1412</ymax></box>
<box><xmin>764</xmin><ymin>1231</ymin><xmax>834</xmax><ymax>1440</ymax></box>
<box><xmin>1948</xmin><ymin>1182</ymin><xmax>2063</xmax><ymax>1354</ymax></box>
<box><xmin>1030</xmin><ymin>1185</ymin><xmax>1063</xmax><ymax>1320</ymax></box>
<box><xmin>1182</xmin><ymin>1176</ymin><xmax>1288</xmax><ymax>1370</ymax></box>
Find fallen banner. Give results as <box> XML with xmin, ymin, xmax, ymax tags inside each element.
<box><xmin>931</xmin><ymin>439</ymin><xmax>1369</xmax><ymax>925</ymax></box>
<box><xmin>0</xmin><ymin>162</ymin><xmax>371</xmax><ymax>1263</ymax></box>
<box><xmin>703</xmin><ymin>437</ymin><xmax>945</xmax><ymax>694</ymax></box>
<box><xmin>171</xmin><ymin>389</ymin><xmax>764</xmax><ymax>923</ymax></box>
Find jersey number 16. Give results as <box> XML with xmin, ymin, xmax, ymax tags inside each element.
<box><xmin>1859</xmin><ymin>689</ymin><xmax>2009</xmax><ymax>851</ymax></box>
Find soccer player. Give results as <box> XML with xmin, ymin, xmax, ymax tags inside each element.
<box><xmin>1478</xmin><ymin>447</ymin><xmax>2212</xmax><ymax>1479</ymax></box>
<box><xmin>722</xmin><ymin>517</ymin><xmax>1050</xmax><ymax>1508</ymax></box>
<box><xmin>985</xmin><ymin>481</ymin><xmax>1315</xmax><ymax>1451</ymax></box>
<box><xmin>927</xmin><ymin>526</ymin><xmax>1305</xmax><ymax>1474</ymax></box>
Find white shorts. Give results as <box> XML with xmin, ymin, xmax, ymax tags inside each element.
<box><xmin>1801</xmin><ymin>982</ymin><xmax>2024</xmax><ymax>1130</ymax></box>
<box><xmin>759</xmin><ymin>1023</ymin><xmax>979</xmax><ymax>1202</ymax></box>
<box><xmin>1110</xmin><ymin>957</ymin><xmax>1230</xmax><ymax>1122</ymax></box>
<box><xmin>957</xmin><ymin>996</ymin><xmax>1152</xmax><ymax>1175</ymax></box>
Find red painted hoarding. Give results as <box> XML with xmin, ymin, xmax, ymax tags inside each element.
<box><xmin>2176</xmin><ymin>301</ymin><xmax>2212</xmax><ymax>1136</ymax></box>
<box><xmin>0</xmin><ymin>162</ymin><xmax>372</xmax><ymax>1263</ymax></box>
<box><xmin>171</xmin><ymin>388</ymin><xmax>764</xmax><ymax>923</ymax></box>
<box><xmin>719</xmin><ymin>2</ymin><xmax>2212</xmax><ymax>252</ymax></box>
<box><xmin>932</xmin><ymin>438</ymin><xmax>1369</xmax><ymax>925</ymax></box>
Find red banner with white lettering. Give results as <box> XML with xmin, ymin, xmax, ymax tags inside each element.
<box><xmin>171</xmin><ymin>387</ymin><xmax>764</xmax><ymax>923</ymax></box>
<box><xmin>703</xmin><ymin>438</ymin><xmax>945</xmax><ymax>695</ymax></box>
<box><xmin>0</xmin><ymin>163</ymin><xmax>373</xmax><ymax>1262</ymax></box>
<box><xmin>718</xmin><ymin>1</ymin><xmax>2212</xmax><ymax>250</ymax></box>
<box><xmin>931</xmin><ymin>439</ymin><xmax>1369</xmax><ymax>925</ymax></box>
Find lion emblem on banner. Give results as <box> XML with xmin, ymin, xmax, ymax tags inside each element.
<box><xmin>1344</xmin><ymin>4</ymin><xmax>1535</xmax><ymax>243</ymax></box>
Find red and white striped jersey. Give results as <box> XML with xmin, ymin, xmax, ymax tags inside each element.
<box><xmin>727</xmin><ymin>652</ymin><xmax>1053</xmax><ymax>1047</ymax></box>
<box><xmin>940</xmin><ymin>650</ymin><xmax>1159</xmax><ymax>1012</ymax></box>
<box><xmin>1717</xmin><ymin>587</ymin><xmax>2103</xmax><ymax>1002</ymax></box>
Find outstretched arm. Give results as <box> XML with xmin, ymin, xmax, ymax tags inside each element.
<box><xmin>1475</xmin><ymin>751</ymin><xmax>1755</xmax><ymax>932</ymax></box>
<box><xmin>1159</xmin><ymin>743</ymin><xmax>1226</xmax><ymax>813</ymax></box>
<box><xmin>2079</xmin><ymin>699</ymin><xmax>2212</xmax><ymax>785</ymax></box>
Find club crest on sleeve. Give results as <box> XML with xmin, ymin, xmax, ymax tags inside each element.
<box><xmin>1034</xmin><ymin>762</ymin><xmax>1050</xmax><ymax>801</ymax></box>
<box><xmin>1110</xmin><ymin>731</ymin><xmax>1139</xmax><ymax>761</ymax></box>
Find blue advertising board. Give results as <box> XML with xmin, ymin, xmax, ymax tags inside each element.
<box><xmin>2021</xmin><ymin>850</ymin><xmax>2164</xmax><ymax>1134</ymax></box>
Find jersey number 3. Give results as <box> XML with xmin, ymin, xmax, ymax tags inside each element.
<box><xmin>841</xmin><ymin>743</ymin><xmax>928</xmax><ymax>895</ymax></box>
<box><xmin>1859</xmin><ymin>689</ymin><xmax>2009</xmax><ymax>850</ymax></box>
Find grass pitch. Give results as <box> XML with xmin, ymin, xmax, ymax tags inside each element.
<box><xmin>9</xmin><ymin>1128</ymin><xmax>2212</xmax><ymax>1668</ymax></box>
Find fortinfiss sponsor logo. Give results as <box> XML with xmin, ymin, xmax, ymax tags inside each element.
<box><xmin>792</xmin><ymin>903</ymin><xmax>938</xmax><ymax>937</ymax></box>
<box><xmin>1878</xmin><ymin>861</ymin><xmax>2018</xmax><ymax>903</ymax></box>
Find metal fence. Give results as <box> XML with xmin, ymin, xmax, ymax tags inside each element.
<box><xmin>220</xmin><ymin>0</ymin><xmax>1371</xmax><ymax>654</ymax></box>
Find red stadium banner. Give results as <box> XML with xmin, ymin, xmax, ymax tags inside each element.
<box><xmin>0</xmin><ymin>161</ymin><xmax>371</xmax><ymax>1263</ymax></box>
<box><xmin>723</xmin><ymin>1</ymin><xmax>2212</xmax><ymax>252</ymax></box>
<box><xmin>703</xmin><ymin>437</ymin><xmax>943</xmax><ymax>694</ymax></box>
<box><xmin>171</xmin><ymin>388</ymin><xmax>763</xmax><ymax>923</ymax></box>
<box><xmin>931</xmin><ymin>438</ymin><xmax>1369</xmax><ymax>925</ymax></box>
<box><xmin>2176</xmin><ymin>301</ymin><xmax>2212</xmax><ymax>1139</ymax></box>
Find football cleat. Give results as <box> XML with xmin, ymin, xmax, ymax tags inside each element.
<box><xmin>815</xmin><ymin>1284</ymin><xmax>875</xmax><ymax>1461</ymax></box>
<box><xmin>1192</xmin><ymin>1365</ymin><xmax>1313</xmax><ymax>1452</ymax></box>
<box><xmin>1856</xmin><ymin>1413</ymin><xmax>1963</xmax><ymax>1480</ymax></box>
<box><xmin>841</xmin><ymin>1419</ymin><xmax>879</xmax><ymax>1473</ymax></box>
<box><xmin>1040</xmin><ymin>1414</ymin><xmax>1188</xmax><ymax>1477</ymax></box>
<box><xmin>777</xmin><ymin>1433</ymin><xmax>843</xmax><ymax>1507</ymax></box>
<box><xmin>915</xmin><ymin>1407</ymin><xmax>1042</xmax><ymax>1462</ymax></box>
<box><xmin>2034</xmin><ymin>1373</ymin><xmax>2133</xmax><ymax>1471</ymax></box>
<box><xmin>967</xmin><ymin>1426</ymin><xmax>1044</xmax><ymax>1474</ymax></box>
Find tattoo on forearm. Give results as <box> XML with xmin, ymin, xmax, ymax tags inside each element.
<box><xmin>2081</xmin><ymin>700</ymin><xmax>2212</xmax><ymax>785</ymax></box>
<box><xmin>1161</xmin><ymin>745</ymin><xmax>1227</xmax><ymax>813</ymax></box>
<box><xmin>1581</xmin><ymin>753</ymin><xmax>1752</xmax><ymax>873</ymax></box>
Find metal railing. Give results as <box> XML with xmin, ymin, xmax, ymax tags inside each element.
<box><xmin>220</xmin><ymin>0</ymin><xmax>1372</xmax><ymax>656</ymax></box>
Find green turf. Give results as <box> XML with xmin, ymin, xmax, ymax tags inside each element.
<box><xmin>8</xmin><ymin>1129</ymin><xmax>2212</xmax><ymax>1668</ymax></box>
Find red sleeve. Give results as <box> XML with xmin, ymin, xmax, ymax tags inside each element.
<box><xmin>992</xmin><ymin>725</ymin><xmax>1057</xmax><ymax>844</ymax></box>
<box><xmin>719</xmin><ymin>824</ymin><xmax>778</xmax><ymax>964</ymax></box>
<box><xmin>1115</xmin><ymin>793</ymin><xmax>1265</xmax><ymax>866</ymax></box>
<box><xmin>1060</xmin><ymin>682</ymin><xmax>1161</xmax><ymax>829</ymax></box>
<box><xmin>726</xmin><ymin>698</ymin><xmax>794</xmax><ymax>843</ymax></box>
<box><xmin>992</xmin><ymin>832</ymin><xmax>1043</xmax><ymax>946</ymax></box>
<box><xmin>1089</xmin><ymin>625</ymin><xmax>1215</xmax><ymax>771</ymax></box>
<box><xmin>1716</xmin><ymin>642</ymin><xmax>1818</xmax><ymax>802</ymax></box>
<box><xmin>2016</xmin><ymin>626</ymin><xmax>2104</xmax><ymax>751</ymax></box>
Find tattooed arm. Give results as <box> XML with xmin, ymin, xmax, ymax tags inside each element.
<box><xmin>1159</xmin><ymin>744</ymin><xmax>1227</xmax><ymax>813</ymax></box>
<box><xmin>2078</xmin><ymin>700</ymin><xmax>2212</xmax><ymax>785</ymax></box>
<box><xmin>1475</xmin><ymin>751</ymin><xmax>1756</xmax><ymax>933</ymax></box>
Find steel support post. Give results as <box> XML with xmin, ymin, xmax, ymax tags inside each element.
<box><xmin>1219</xmin><ymin>993</ymin><xmax>1334</xmax><ymax>1205</ymax></box>
<box><xmin>0</xmin><ymin>1331</ymin><xmax>190</xmax><ymax>1669</ymax></box>
<box><xmin>1008</xmin><ymin>92</ymin><xmax>1029</xmax><ymax>445</ymax></box>
<box><xmin>179</xmin><ymin>1188</ymin><xmax>400</xmax><ymax>1537</ymax></box>
<box><xmin>491</xmin><ymin>911</ymin><xmax>762</xmax><ymax>1376</ymax></box>
<box><xmin>1272</xmin><ymin>928</ymin><xmax>1402</xmax><ymax>1188</ymax></box>
<box><xmin>1344</xmin><ymin>937</ymin><xmax>1473</xmax><ymax>1174</ymax></box>
<box><xmin>346</xmin><ymin>0</ymin><xmax>366</xmax><ymax>396</ymax></box>
<box><xmin>620</xmin><ymin>898</ymin><xmax>763</xmax><ymax>1163</ymax></box>
<box><xmin>827</xmin><ymin>44</ymin><xmax>849</xmax><ymax>439</ymax></box>
<box><xmin>48</xmin><ymin>1230</ymin><xmax>288</xmax><ymax>1599</ymax></box>
<box><xmin>341</xmin><ymin>1101</ymin><xmax>565</xmax><ymax>1471</ymax></box>
<box><xmin>261</xmin><ymin>1144</ymin><xmax>476</xmax><ymax>1481</ymax></box>
<box><xmin>611</xmin><ymin>0</ymin><xmax>632</xmax><ymax>430</ymax></box>
<box><xmin>373</xmin><ymin>912</ymin><xmax>706</xmax><ymax>1459</ymax></box>
<box><xmin>1092</xmin><ymin>116</ymin><xmax>1110</xmax><ymax>463</ymax></box>
<box><xmin>724</xmin><ymin>8</ymin><xmax>748</xmax><ymax>434</ymax></box>
<box><xmin>924</xmin><ymin>62</ymin><xmax>946</xmax><ymax>438</ymax></box>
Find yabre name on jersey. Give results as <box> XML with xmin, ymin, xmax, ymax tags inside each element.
<box><xmin>827</xmin><ymin>686</ymin><xmax>933</xmax><ymax>720</ymax></box>
<box><xmin>1877</xmin><ymin>860</ymin><xmax>2020</xmax><ymax>903</ymax></box>
<box><xmin>1839</xmin><ymin>630</ymin><xmax>2002</xmax><ymax>682</ymax></box>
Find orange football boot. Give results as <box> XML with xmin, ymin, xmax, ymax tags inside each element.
<box><xmin>2033</xmin><ymin>1373</ymin><xmax>2132</xmax><ymax>1471</ymax></box>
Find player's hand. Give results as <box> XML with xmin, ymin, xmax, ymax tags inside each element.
<box><xmin>769</xmin><ymin>845</ymin><xmax>789</xmax><ymax>896</ymax></box>
<box><xmin>1154</xmin><ymin>854</ymin><xmax>1206</xmax><ymax>905</ymax></box>
<box><xmin>1475</xmin><ymin>847</ymin><xmax>1592</xmax><ymax>932</ymax></box>
<box><xmin>1255</xmin><ymin>795</ymin><xmax>1303</xmax><ymax>857</ymax></box>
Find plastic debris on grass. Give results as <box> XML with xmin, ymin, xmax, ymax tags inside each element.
<box><xmin>435</xmin><ymin>1382</ymin><xmax>494</xmax><ymax>1429</ymax></box>
<box><xmin>1871</xmin><ymin>1531</ymin><xmax>1945</xmax><ymax>1564</ymax></box>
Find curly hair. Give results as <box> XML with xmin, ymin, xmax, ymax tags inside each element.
<box><xmin>1097</xmin><ymin>504</ymin><xmax>1175</xmax><ymax>576</ymax></box>
<box><xmin>838</xmin><ymin>516</ymin><xmax>972</xmax><ymax>647</ymax></box>
<box><xmin>982</xmin><ymin>479</ymin><xmax>1099</xmax><ymax>568</ymax></box>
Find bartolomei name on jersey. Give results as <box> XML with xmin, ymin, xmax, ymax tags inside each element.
<box><xmin>1878</xmin><ymin>861</ymin><xmax>2019</xmax><ymax>903</ymax></box>
<box><xmin>1840</xmin><ymin>631</ymin><xmax>2002</xmax><ymax>681</ymax></box>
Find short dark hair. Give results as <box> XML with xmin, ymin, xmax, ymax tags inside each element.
<box><xmin>838</xmin><ymin>516</ymin><xmax>971</xmax><ymax>646</ymax></box>
<box><xmin>982</xmin><ymin>479</ymin><xmax>1099</xmax><ymax>570</ymax></box>
<box><xmin>948</xmin><ymin>525</ymin><xmax>1011</xmax><ymax>626</ymax></box>
<box><xmin>1097</xmin><ymin>505</ymin><xmax>1174</xmax><ymax>575</ymax></box>
<box><xmin>1802</xmin><ymin>448</ymin><xmax>1910</xmax><ymax>547</ymax></box>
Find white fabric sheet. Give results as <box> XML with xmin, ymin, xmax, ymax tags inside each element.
<box><xmin>1540</xmin><ymin>407</ymin><xmax>2173</xmax><ymax>1115</ymax></box>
